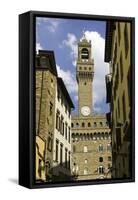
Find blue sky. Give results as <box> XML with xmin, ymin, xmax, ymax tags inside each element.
<box><xmin>36</xmin><ymin>17</ymin><xmax>109</xmax><ymax>115</ymax></box>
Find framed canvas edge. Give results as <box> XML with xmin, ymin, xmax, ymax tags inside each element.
<box><xmin>19</xmin><ymin>10</ymin><xmax>135</xmax><ymax>189</ymax></box>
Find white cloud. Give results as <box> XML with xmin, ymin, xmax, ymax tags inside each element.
<box><xmin>36</xmin><ymin>42</ymin><xmax>43</xmax><ymax>53</ymax></box>
<box><xmin>84</xmin><ymin>31</ymin><xmax>109</xmax><ymax>112</ymax></box>
<box><xmin>37</xmin><ymin>17</ymin><xmax>60</xmax><ymax>33</ymax></box>
<box><xmin>47</xmin><ymin>20</ymin><xmax>59</xmax><ymax>33</ymax></box>
<box><xmin>62</xmin><ymin>33</ymin><xmax>78</xmax><ymax>66</ymax></box>
<box><xmin>62</xmin><ymin>31</ymin><xmax>109</xmax><ymax>113</ymax></box>
<box><xmin>56</xmin><ymin>64</ymin><xmax>78</xmax><ymax>94</ymax></box>
<box><xmin>36</xmin><ymin>25</ymin><xmax>109</xmax><ymax>113</ymax></box>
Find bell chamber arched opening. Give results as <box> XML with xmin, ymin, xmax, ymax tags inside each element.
<box><xmin>81</xmin><ymin>48</ymin><xmax>89</xmax><ymax>59</ymax></box>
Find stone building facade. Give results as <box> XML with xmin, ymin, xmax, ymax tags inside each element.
<box><xmin>35</xmin><ymin>50</ymin><xmax>74</xmax><ymax>182</ymax></box>
<box><xmin>36</xmin><ymin>50</ymin><xmax>57</xmax><ymax>181</ymax></box>
<box><xmin>71</xmin><ymin>34</ymin><xmax>112</xmax><ymax>180</ymax></box>
<box><xmin>52</xmin><ymin>78</ymin><xmax>74</xmax><ymax>181</ymax></box>
<box><xmin>105</xmin><ymin>21</ymin><xmax>132</xmax><ymax>178</ymax></box>
<box><xmin>71</xmin><ymin>115</ymin><xmax>111</xmax><ymax>180</ymax></box>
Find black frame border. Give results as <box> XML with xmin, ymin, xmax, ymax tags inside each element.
<box><xmin>19</xmin><ymin>10</ymin><xmax>135</xmax><ymax>189</ymax></box>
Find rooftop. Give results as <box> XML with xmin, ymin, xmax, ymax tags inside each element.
<box><xmin>36</xmin><ymin>50</ymin><xmax>58</xmax><ymax>76</ymax></box>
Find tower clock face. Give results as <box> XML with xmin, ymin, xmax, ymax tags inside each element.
<box><xmin>81</xmin><ymin>106</ymin><xmax>91</xmax><ymax>116</ymax></box>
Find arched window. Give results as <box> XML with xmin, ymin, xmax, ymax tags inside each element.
<box><xmin>88</xmin><ymin>122</ymin><xmax>91</xmax><ymax>127</ymax></box>
<box><xmin>81</xmin><ymin>48</ymin><xmax>89</xmax><ymax>59</ymax></box>
<box><xmin>84</xmin><ymin>159</ymin><xmax>88</xmax><ymax>164</ymax></box>
<box><xmin>82</xmin><ymin>122</ymin><xmax>85</xmax><ymax>127</ymax></box>
<box><xmin>83</xmin><ymin>134</ymin><xmax>86</xmax><ymax>140</ymax></box>
<box><xmin>99</xmin><ymin>157</ymin><xmax>103</xmax><ymax>162</ymax></box>
<box><xmin>97</xmin><ymin>132</ymin><xmax>100</xmax><ymax>140</ymax></box>
<box><xmin>75</xmin><ymin>133</ymin><xmax>79</xmax><ymax>141</ymax></box>
<box><xmin>107</xmin><ymin>143</ymin><xmax>112</xmax><ymax>151</ymax></box>
<box><xmin>101</xmin><ymin>132</ymin><xmax>104</xmax><ymax>140</ymax></box>
<box><xmin>71</xmin><ymin>123</ymin><xmax>74</xmax><ymax>128</ymax></box>
<box><xmin>108</xmin><ymin>134</ymin><xmax>111</xmax><ymax>140</ymax></box>
<box><xmin>90</xmin><ymin>133</ymin><xmax>93</xmax><ymax>140</ymax></box>
<box><xmin>99</xmin><ymin>122</ymin><xmax>103</xmax><ymax>127</ymax></box>
<box><xmin>76</xmin><ymin>122</ymin><xmax>79</xmax><ymax>127</ymax></box>
<box><xmin>93</xmin><ymin>132</ymin><xmax>96</xmax><ymax>140</ymax></box>
<box><xmin>98</xmin><ymin>166</ymin><xmax>104</xmax><ymax>174</ymax></box>
<box><xmin>84</xmin><ymin>146</ymin><xmax>88</xmax><ymax>153</ymax></box>
<box><xmin>94</xmin><ymin>122</ymin><xmax>97</xmax><ymax>127</ymax></box>
<box><xmin>72</xmin><ymin>133</ymin><xmax>75</xmax><ymax>142</ymax></box>
<box><xmin>106</xmin><ymin>121</ymin><xmax>109</xmax><ymax>126</ymax></box>
<box><xmin>105</xmin><ymin>132</ymin><xmax>108</xmax><ymax>140</ymax></box>
<box><xmin>99</xmin><ymin>144</ymin><xmax>104</xmax><ymax>152</ymax></box>
<box><xmin>108</xmin><ymin>156</ymin><xmax>112</xmax><ymax>161</ymax></box>
<box><xmin>80</xmin><ymin>134</ymin><xmax>83</xmax><ymax>141</ymax></box>
<box><xmin>84</xmin><ymin>168</ymin><xmax>88</xmax><ymax>175</ymax></box>
<box><xmin>86</xmin><ymin>134</ymin><xmax>90</xmax><ymax>140</ymax></box>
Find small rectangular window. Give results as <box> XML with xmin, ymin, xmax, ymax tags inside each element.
<box><xmin>55</xmin><ymin>140</ymin><xmax>59</xmax><ymax>162</ymax></box>
<box><xmin>60</xmin><ymin>143</ymin><xmax>63</xmax><ymax>165</ymax></box>
<box><xmin>49</xmin><ymin>102</ymin><xmax>53</xmax><ymax>115</ymax></box>
<box><xmin>68</xmin><ymin>151</ymin><xmax>71</xmax><ymax>169</ymax></box>
<box><xmin>47</xmin><ymin>136</ymin><xmax>52</xmax><ymax>152</ymax></box>
<box><xmin>56</xmin><ymin>111</ymin><xmax>58</xmax><ymax>130</ymax></box>
<box><xmin>84</xmin><ymin>159</ymin><xmax>88</xmax><ymax>164</ymax></box>
<box><xmin>65</xmin><ymin>122</ymin><xmax>68</xmax><ymax>140</ymax></box>
<box><xmin>108</xmin><ymin>156</ymin><xmax>112</xmax><ymax>161</ymax></box>
<box><xmin>65</xmin><ymin>148</ymin><xmax>68</xmax><ymax>168</ymax></box>
<box><xmin>60</xmin><ymin>116</ymin><xmax>64</xmax><ymax>135</ymax></box>
<box><xmin>84</xmin><ymin>146</ymin><xmax>88</xmax><ymax>153</ymax></box>
<box><xmin>107</xmin><ymin>144</ymin><xmax>112</xmax><ymax>151</ymax></box>
<box><xmin>99</xmin><ymin>144</ymin><xmax>104</xmax><ymax>152</ymax></box>
<box><xmin>99</xmin><ymin>157</ymin><xmax>103</xmax><ymax>162</ymax></box>
<box><xmin>68</xmin><ymin>127</ymin><xmax>70</xmax><ymax>143</ymax></box>
<box><xmin>98</xmin><ymin>166</ymin><xmax>104</xmax><ymax>174</ymax></box>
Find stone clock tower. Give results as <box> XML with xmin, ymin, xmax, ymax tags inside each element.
<box><xmin>76</xmin><ymin>34</ymin><xmax>94</xmax><ymax>116</ymax></box>
<box><xmin>71</xmin><ymin>33</ymin><xmax>112</xmax><ymax>181</ymax></box>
